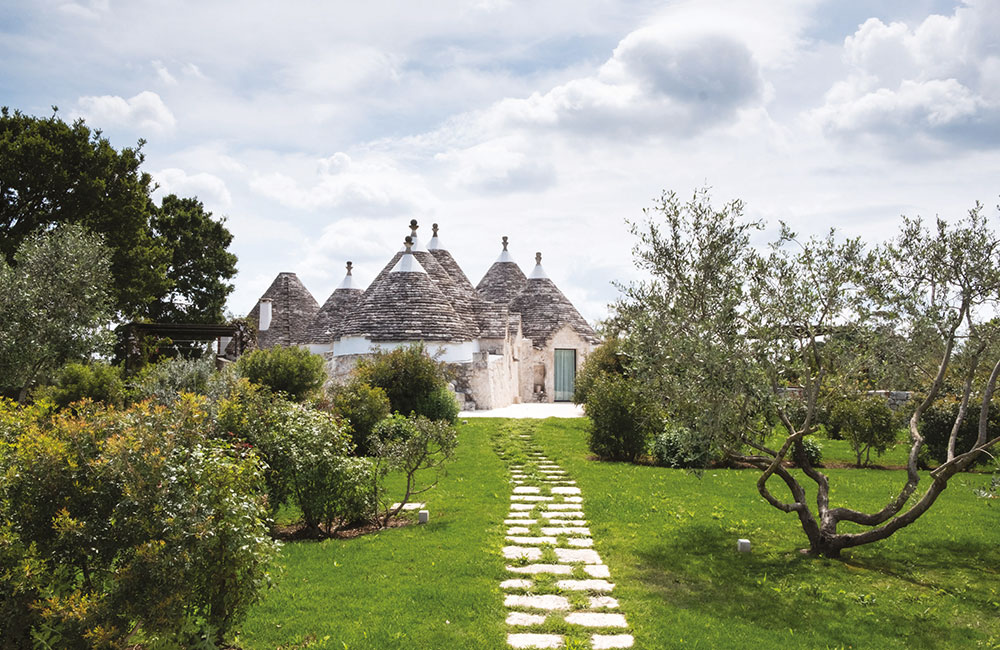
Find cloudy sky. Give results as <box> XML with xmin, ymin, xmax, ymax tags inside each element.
<box><xmin>3</xmin><ymin>0</ymin><xmax>998</xmax><ymax>324</ymax></box>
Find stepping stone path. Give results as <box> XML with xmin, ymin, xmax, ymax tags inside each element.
<box><xmin>498</xmin><ymin>428</ymin><xmax>634</xmax><ymax>649</ymax></box>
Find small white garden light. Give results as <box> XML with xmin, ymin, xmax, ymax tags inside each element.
<box><xmin>737</xmin><ymin>538</ymin><xmax>751</xmax><ymax>553</ymax></box>
<box><xmin>418</xmin><ymin>509</ymin><xmax>429</xmax><ymax>524</ymax></box>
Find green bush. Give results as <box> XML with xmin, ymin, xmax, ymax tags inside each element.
<box><xmin>652</xmin><ymin>422</ymin><xmax>714</xmax><ymax>469</ymax></box>
<box><xmin>920</xmin><ymin>396</ymin><xmax>1000</xmax><ymax>468</ymax></box>
<box><xmin>34</xmin><ymin>361</ymin><xmax>125</xmax><ymax>409</ymax></box>
<box><xmin>353</xmin><ymin>344</ymin><xmax>452</xmax><ymax>419</ymax></box>
<box><xmin>573</xmin><ymin>338</ymin><xmax>626</xmax><ymax>405</ymax></box>
<box><xmin>369</xmin><ymin>414</ymin><xmax>458</xmax><ymax>527</ymax></box>
<box><xmin>236</xmin><ymin>345</ymin><xmax>326</xmax><ymax>401</ymax></box>
<box><xmin>829</xmin><ymin>394</ymin><xmax>897</xmax><ymax>466</ymax></box>
<box><xmin>329</xmin><ymin>380</ymin><xmax>392</xmax><ymax>456</ymax></box>
<box><xmin>799</xmin><ymin>437</ymin><xmax>824</xmax><ymax>467</ymax></box>
<box><xmin>0</xmin><ymin>397</ymin><xmax>277</xmax><ymax>648</ymax></box>
<box><xmin>415</xmin><ymin>385</ymin><xmax>459</xmax><ymax>424</ymax></box>
<box><xmin>129</xmin><ymin>355</ymin><xmax>216</xmax><ymax>402</ymax></box>
<box><xmin>585</xmin><ymin>373</ymin><xmax>661</xmax><ymax>462</ymax></box>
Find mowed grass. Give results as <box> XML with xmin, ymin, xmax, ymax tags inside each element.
<box><xmin>534</xmin><ymin>418</ymin><xmax>1000</xmax><ymax>650</ymax></box>
<box><xmin>237</xmin><ymin>419</ymin><xmax>512</xmax><ymax>650</ymax></box>
<box><xmin>240</xmin><ymin>417</ymin><xmax>1000</xmax><ymax>649</ymax></box>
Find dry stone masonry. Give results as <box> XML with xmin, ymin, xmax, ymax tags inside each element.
<box><xmin>497</xmin><ymin>426</ymin><xmax>634</xmax><ymax>649</ymax></box>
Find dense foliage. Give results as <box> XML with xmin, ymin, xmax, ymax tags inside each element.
<box><xmin>0</xmin><ymin>107</ymin><xmax>237</xmax><ymax>321</ymax></box>
<box><xmin>328</xmin><ymin>380</ymin><xmax>392</xmax><ymax>456</ymax></box>
<box><xmin>0</xmin><ymin>397</ymin><xmax>277</xmax><ymax>648</ymax></box>
<box><xmin>585</xmin><ymin>373</ymin><xmax>662</xmax><ymax>462</ymax></box>
<box><xmin>828</xmin><ymin>394</ymin><xmax>897</xmax><ymax>467</ymax></box>
<box><xmin>354</xmin><ymin>344</ymin><xmax>454</xmax><ymax>419</ymax></box>
<box><xmin>35</xmin><ymin>362</ymin><xmax>125</xmax><ymax>409</ymax></box>
<box><xmin>573</xmin><ymin>337</ymin><xmax>626</xmax><ymax>405</ymax></box>
<box><xmin>920</xmin><ymin>396</ymin><xmax>1000</xmax><ymax>469</ymax></box>
<box><xmin>130</xmin><ymin>355</ymin><xmax>217</xmax><ymax>403</ymax></box>
<box><xmin>0</xmin><ymin>224</ymin><xmax>115</xmax><ymax>401</ymax></box>
<box><xmin>236</xmin><ymin>346</ymin><xmax>327</xmax><ymax>401</ymax></box>
<box><xmin>652</xmin><ymin>422</ymin><xmax>714</xmax><ymax>469</ymax></box>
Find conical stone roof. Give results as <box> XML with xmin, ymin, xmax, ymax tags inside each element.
<box><xmin>339</xmin><ymin>240</ymin><xmax>475</xmax><ymax>342</ymax></box>
<box><xmin>306</xmin><ymin>262</ymin><xmax>364</xmax><ymax>344</ymax></box>
<box><xmin>476</xmin><ymin>236</ymin><xmax>527</xmax><ymax>305</ymax></box>
<box><xmin>427</xmin><ymin>223</ymin><xmax>505</xmax><ymax>338</ymax></box>
<box><xmin>248</xmin><ymin>272</ymin><xmax>320</xmax><ymax>348</ymax></box>
<box><xmin>509</xmin><ymin>253</ymin><xmax>600</xmax><ymax>348</ymax></box>
<box><xmin>362</xmin><ymin>220</ymin><xmax>479</xmax><ymax>336</ymax></box>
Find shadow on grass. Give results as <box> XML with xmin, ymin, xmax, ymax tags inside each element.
<box><xmin>633</xmin><ymin>522</ymin><xmax>994</xmax><ymax>649</ymax></box>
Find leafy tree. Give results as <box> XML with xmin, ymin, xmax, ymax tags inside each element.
<box><xmin>353</xmin><ymin>343</ymin><xmax>453</xmax><ymax>419</ymax></box>
<box><xmin>0</xmin><ymin>107</ymin><xmax>167</xmax><ymax>317</ymax></box>
<box><xmin>0</xmin><ymin>224</ymin><xmax>114</xmax><ymax>401</ymax></box>
<box><xmin>829</xmin><ymin>394</ymin><xmax>897</xmax><ymax>467</ymax></box>
<box><xmin>573</xmin><ymin>337</ymin><xmax>626</xmax><ymax>404</ymax></box>
<box><xmin>147</xmin><ymin>194</ymin><xmax>238</xmax><ymax>323</ymax></box>
<box><xmin>34</xmin><ymin>361</ymin><xmax>125</xmax><ymax>409</ymax></box>
<box><xmin>328</xmin><ymin>380</ymin><xmax>392</xmax><ymax>456</ymax></box>
<box><xmin>0</xmin><ymin>108</ymin><xmax>238</xmax><ymax>322</ymax></box>
<box><xmin>614</xmin><ymin>188</ymin><xmax>1000</xmax><ymax>557</ymax></box>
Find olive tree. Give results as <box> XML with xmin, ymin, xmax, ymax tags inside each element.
<box><xmin>615</xmin><ymin>189</ymin><xmax>1000</xmax><ymax>557</ymax></box>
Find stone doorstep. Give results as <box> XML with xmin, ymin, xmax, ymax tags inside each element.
<box><xmin>389</xmin><ymin>502</ymin><xmax>426</xmax><ymax>510</ymax></box>
<box><xmin>591</xmin><ymin>634</ymin><xmax>635</xmax><ymax>649</ymax></box>
<box><xmin>507</xmin><ymin>633</ymin><xmax>564</xmax><ymax>649</ymax></box>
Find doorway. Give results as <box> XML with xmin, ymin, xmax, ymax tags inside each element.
<box><xmin>554</xmin><ymin>349</ymin><xmax>576</xmax><ymax>402</ymax></box>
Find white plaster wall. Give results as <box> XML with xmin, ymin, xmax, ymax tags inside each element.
<box><xmin>332</xmin><ymin>337</ymin><xmax>479</xmax><ymax>362</ymax></box>
<box><xmin>518</xmin><ymin>325</ymin><xmax>595</xmax><ymax>403</ymax></box>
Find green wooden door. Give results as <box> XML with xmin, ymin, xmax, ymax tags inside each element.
<box><xmin>554</xmin><ymin>349</ymin><xmax>576</xmax><ymax>402</ymax></box>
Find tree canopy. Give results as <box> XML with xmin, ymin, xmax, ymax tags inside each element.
<box><xmin>613</xmin><ymin>188</ymin><xmax>1000</xmax><ymax>557</ymax></box>
<box><xmin>0</xmin><ymin>107</ymin><xmax>237</xmax><ymax>321</ymax></box>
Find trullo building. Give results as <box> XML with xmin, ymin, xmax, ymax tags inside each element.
<box><xmin>248</xmin><ymin>220</ymin><xmax>600</xmax><ymax>409</ymax></box>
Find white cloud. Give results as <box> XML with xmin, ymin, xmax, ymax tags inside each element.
<box><xmin>74</xmin><ymin>91</ymin><xmax>176</xmax><ymax>135</ymax></box>
<box><xmin>248</xmin><ymin>152</ymin><xmax>437</xmax><ymax>215</ymax></box>
<box><xmin>436</xmin><ymin>140</ymin><xmax>556</xmax><ymax>193</ymax></box>
<box><xmin>151</xmin><ymin>168</ymin><xmax>232</xmax><ymax>209</ymax></box>
<box><xmin>152</xmin><ymin>60</ymin><xmax>177</xmax><ymax>85</ymax></box>
<box><xmin>811</xmin><ymin>1</ymin><xmax>1000</xmax><ymax>148</ymax></box>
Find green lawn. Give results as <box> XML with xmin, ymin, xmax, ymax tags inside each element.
<box><xmin>240</xmin><ymin>418</ymin><xmax>1000</xmax><ymax>650</ymax></box>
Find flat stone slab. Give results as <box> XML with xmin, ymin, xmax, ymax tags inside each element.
<box><xmin>507</xmin><ymin>526</ymin><xmax>533</xmax><ymax>534</ymax></box>
<box><xmin>554</xmin><ymin>548</ymin><xmax>602</xmax><ymax>564</ymax></box>
<box><xmin>584</xmin><ymin>564</ymin><xmax>611</xmax><ymax>578</ymax></box>
<box><xmin>544</xmin><ymin>504</ymin><xmax>582</xmax><ymax>510</ymax></box>
<box><xmin>504</xmin><ymin>594</ymin><xmax>571</xmax><ymax>610</ymax></box>
<box><xmin>500</xmin><ymin>578</ymin><xmax>533</xmax><ymax>589</ymax></box>
<box><xmin>567</xmin><ymin>537</ymin><xmax>594</xmax><ymax>547</ymax></box>
<box><xmin>506</xmin><ymin>563</ymin><xmax>574</xmax><ymax>575</ymax></box>
<box><xmin>550</xmin><ymin>486</ymin><xmax>581</xmax><ymax>495</ymax></box>
<box><xmin>507</xmin><ymin>633</ymin><xmax>564</xmax><ymax>648</ymax></box>
<box><xmin>542</xmin><ymin>511</ymin><xmax>584</xmax><ymax>519</ymax></box>
<box><xmin>506</xmin><ymin>536</ymin><xmax>558</xmax><ymax>545</ymax></box>
<box><xmin>511</xmin><ymin>504</ymin><xmax>536</xmax><ymax>511</ymax></box>
<box><xmin>591</xmin><ymin>634</ymin><xmax>634</xmax><ymax>648</ymax></box>
<box><xmin>507</xmin><ymin>511</ymin><xmax>533</xmax><ymax>518</ymax></box>
<box><xmin>565</xmin><ymin>612</ymin><xmax>628</xmax><ymax>628</ymax></box>
<box><xmin>506</xmin><ymin>612</ymin><xmax>547</xmax><ymax>626</ymax></box>
<box><xmin>589</xmin><ymin>596</ymin><xmax>619</xmax><ymax>609</ymax></box>
<box><xmin>511</xmin><ymin>496</ymin><xmax>554</xmax><ymax>502</ymax></box>
<box><xmin>545</xmin><ymin>519</ymin><xmax>587</xmax><ymax>525</ymax></box>
<box><xmin>514</xmin><ymin>486</ymin><xmax>541</xmax><ymax>494</ymax></box>
<box><xmin>541</xmin><ymin>527</ymin><xmax>591</xmax><ymax>536</ymax></box>
<box><xmin>503</xmin><ymin>546</ymin><xmax>543</xmax><ymax>560</ymax></box>
<box><xmin>505</xmin><ymin>519</ymin><xmax>538</xmax><ymax>525</ymax></box>
<box><xmin>555</xmin><ymin>579</ymin><xmax>615</xmax><ymax>592</ymax></box>
<box><xmin>390</xmin><ymin>502</ymin><xmax>426</xmax><ymax>510</ymax></box>
<box><xmin>561</xmin><ymin>496</ymin><xmax>583</xmax><ymax>503</ymax></box>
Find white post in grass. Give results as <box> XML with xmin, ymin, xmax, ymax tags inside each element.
<box><xmin>737</xmin><ymin>538</ymin><xmax>751</xmax><ymax>553</ymax></box>
<box><xmin>418</xmin><ymin>510</ymin><xmax>429</xmax><ymax>524</ymax></box>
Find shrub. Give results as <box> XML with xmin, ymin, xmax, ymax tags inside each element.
<box><xmin>573</xmin><ymin>338</ymin><xmax>626</xmax><ymax>404</ymax></box>
<box><xmin>129</xmin><ymin>355</ymin><xmax>215</xmax><ymax>402</ymax></box>
<box><xmin>652</xmin><ymin>422</ymin><xmax>714</xmax><ymax>469</ymax></box>
<box><xmin>829</xmin><ymin>394</ymin><xmax>897</xmax><ymax>467</ymax></box>
<box><xmin>329</xmin><ymin>380</ymin><xmax>392</xmax><ymax>456</ymax></box>
<box><xmin>236</xmin><ymin>345</ymin><xmax>326</xmax><ymax>401</ymax></box>
<box><xmin>34</xmin><ymin>361</ymin><xmax>125</xmax><ymax>409</ymax></box>
<box><xmin>585</xmin><ymin>373</ymin><xmax>661</xmax><ymax>462</ymax></box>
<box><xmin>920</xmin><ymin>396</ymin><xmax>1000</xmax><ymax>468</ymax></box>
<box><xmin>414</xmin><ymin>385</ymin><xmax>460</xmax><ymax>424</ymax></box>
<box><xmin>800</xmin><ymin>437</ymin><xmax>824</xmax><ymax>467</ymax></box>
<box><xmin>0</xmin><ymin>397</ymin><xmax>277</xmax><ymax>648</ymax></box>
<box><xmin>369</xmin><ymin>414</ymin><xmax>458</xmax><ymax>527</ymax></box>
<box><xmin>353</xmin><ymin>343</ymin><xmax>451</xmax><ymax>419</ymax></box>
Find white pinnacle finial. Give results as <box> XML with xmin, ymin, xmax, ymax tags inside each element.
<box><xmin>529</xmin><ymin>251</ymin><xmax>548</xmax><ymax>279</ymax></box>
<box><xmin>497</xmin><ymin>235</ymin><xmax>514</xmax><ymax>262</ymax></box>
<box><xmin>338</xmin><ymin>261</ymin><xmax>356</xmax><ymax>289</ymax></box>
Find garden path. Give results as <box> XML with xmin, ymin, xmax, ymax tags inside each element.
<box><xmin>499</xmin><ymin>428</ymin><xmax>634</xmax><ymax>649</ymax></box>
